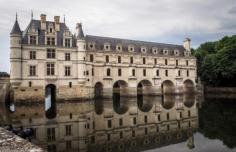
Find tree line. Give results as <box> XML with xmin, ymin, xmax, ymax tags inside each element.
<box><xmin>193</xmin><ymin>35</ymin><xmax>236</xmax><ymax>87</ymax></box>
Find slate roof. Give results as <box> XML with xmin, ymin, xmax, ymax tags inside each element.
<box><xmin>10</xmin><ymin>20</ymin><xmax>22</xmax><ymax>35</ymax></box>
<box><xmin>21</xmin><ymin>20</ymin><xmax>76</xmax><ymax>47</ymax></box>
<box><xmin>85</xmin><ymin>35</ymin><xmax>186</xmax><ymax>56</ymax></box>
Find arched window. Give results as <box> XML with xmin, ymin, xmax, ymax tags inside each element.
<box><xmin>107</xmin><ymin>68</ymin><xmax>111</xmax><ymax>76</ymax></box>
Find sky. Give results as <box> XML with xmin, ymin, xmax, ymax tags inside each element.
<box><xmin>0</xmin><ymin>0</ymin><xmax>236</xmax><ymax>73</ymax></box>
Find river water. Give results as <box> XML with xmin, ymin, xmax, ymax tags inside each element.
<box><xmin>0</xmin><ymin>94</ymin><xmax>236</xmax><ymax>152</ymax></box>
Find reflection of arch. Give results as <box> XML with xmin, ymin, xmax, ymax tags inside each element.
<box><xmin>94</xmin><ymin>82</ymin><xmax>103</xmax><ymax>98</ymax></box>
<box><xmin>183</xmin><ymin>79</ymin><xmax>195</xmax><ymax>93</ymax></box>
<box><xmin>113</xmin><ymin>94</ymin><xmax>128</xmax><ymax>114</ymax></box>
<box><xmin>45</xmin><ymin>84</ymin><xmax>56</xmax><ymax>119</ymax></box>
<box><xmin>161</xmin><ymin>80</ymin><xmax>175</xmax><ymax>94</ymax></box>
<box><xmin>183</xmin><ymin>94</ymin><xmax>195</xmax><ymax>108</ymax></box>
<box><xmin>137</xmin><ymin>80</ymin><xmax>152</xmax><ymax>95</ymax></box>
<box><xmin>137</xmin><ymin>95</ymin><xmax>154</xmax><ymax>112</ymax></box>
<box><xmin>94</xmin><ymin>98</ymin><xmax>104</xmax><ymax>115</ymax></box>
<box><xmin>161</xmin><ymin>95</ymin><xmax>175</xmax><ymax>109</ymax></box>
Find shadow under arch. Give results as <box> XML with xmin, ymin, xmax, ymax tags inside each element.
<box><xmin>94</xmin><ymin>82</ymin><xmax>103</xmax><ymax>98</ymax></box>
<box><xmin>137</xmin><ymin>80</ymin><xmax>152</xmax><ymax>95</ymax></box>
<box><xmin>45</xmin><ymin>84</ymin><xmax>56</xmax><ymax>119</ymax></box>
<box><xmin>183</xmin><ymin>79</ymin><xmax>195</xmax><ymax>94</ymax></box>
<box><xmin>161</xmin><ymin>80</ymin><xmax>175</xmax><ymax>94</ymax></box>
<box><xmin>112</xmin><ymin>80</ymin><xmax>129</xmax><ymax>114</ymax></box>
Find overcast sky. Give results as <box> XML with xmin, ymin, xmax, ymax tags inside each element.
<box><xmin>0</xmin><ymin>0</ymin><xmax>236</xmax><ymax>72</ymax></box>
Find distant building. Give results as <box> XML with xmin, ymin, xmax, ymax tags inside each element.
<box><xmin>10</xmin><ymin>14</ymin><xmax>196</xmax><ymax>102</ymax></box>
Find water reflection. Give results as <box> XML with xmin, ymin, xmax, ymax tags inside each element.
<box><xmin>1</xmin><ymin>94</ymin><xmax>201</xmax><ymax>152</ymax></box>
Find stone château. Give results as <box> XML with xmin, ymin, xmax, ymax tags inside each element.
<box><xmin>10</xmin><ymin>14</ymin><xmax>196</xmax><ymax>102</ymax></box>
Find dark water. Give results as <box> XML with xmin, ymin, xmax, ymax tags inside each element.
<box><xmin>1</xmin><ymin>94</ymin><xmax>236</xmax><ymax>152</ymax></box>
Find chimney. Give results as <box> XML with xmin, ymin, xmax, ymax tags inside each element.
<box><xmin>40</xmin><ymin>14</ymin><xmax>46</xmax><ymax>30</ymax></box>
<box><xmin>54</xmin><ymin>16</ymin><xmax>60</xmax><ymax>31</ymax></box>
<box><xmin>183</xmin><ymin>38</ymin><xmax>191</xmax><ymax>51</ymax></box>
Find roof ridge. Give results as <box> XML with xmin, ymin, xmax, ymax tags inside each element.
<box><xmin>86</xmin><ymin>35</ymin><xmax>183</xmax><ymax>47</ymax></box>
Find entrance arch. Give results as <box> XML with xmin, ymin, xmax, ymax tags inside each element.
<box><xmin>94</xmin><ymin>82</ymin><xmax>103</xmax><ymax>98</ymax></box>
<box><xmin>183</xmin><ymin>79</ymin><xmax>195</xmax><ymax>93</ymax></box>
<box><xmin>45</xmin><ymin>84</ymin><xmax>56</xmax><ymax>119</ymax></box>
<box><xmin>161</xmin><ymin>80</ymin><xmax>175</xmax><ymax>94</ymax></box>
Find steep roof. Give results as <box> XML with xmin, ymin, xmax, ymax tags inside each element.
<box><xmin>85</xmin><ymin>35</ymin><xmax>186</xmax><ymax>55</ymax></box>
<box><xmin>10</xmin><ymin>20</ymin><xmax>21</xmax><ymax>35</ymax></box>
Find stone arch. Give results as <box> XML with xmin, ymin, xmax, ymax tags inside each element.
<box><xmin>183</xmin><ymin>79</ymin><xmax>195</xmax><ymax>93</ymax></box>
<box><xmin>161</xmin><ymin>95</ymin><xmax>175</xmax><ymax>109</ymax></box>
<box><xmin>94</xmin><ymin>82</ymin><xmax>103</xmax><ymax>98</ymax></box>
<box><xmin>113</xmin><ymin>80</ymin><xmax>128</xmax><ymax>95</ymax></box>
<box><xmin>45</xmin><ymin>84</ymin><xmax>56</xmax><ymax>119</ymax></box>
<box><xmin>161</xmin><ymin>80</ymin><xmax>175</xmax><ymax>94</ymax></box>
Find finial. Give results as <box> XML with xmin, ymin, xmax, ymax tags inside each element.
<box><xmin>63</xmin><ymin>14</ymin><xmax>65</xmax><ymax>24</ymax></box>
<box><xmin>16</xmin><ymin>12</ymin><xmax>18</xmax><ymax>21</ymax></box>
<box><xmin>31</xmin><ymin>10</ymin><xmax>33</xmax><ymax>20</ymax></box>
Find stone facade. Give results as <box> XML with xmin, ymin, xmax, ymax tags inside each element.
<box><xmin>10</xmin><ymin>14</ymin><xmax>197</xmax><ymax>103</ymax></box>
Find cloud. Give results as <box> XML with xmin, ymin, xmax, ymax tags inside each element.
<box><xmin>0</xmin><ymin>0</ymin><xmax>236</xmax><ymax>72</ymax></box>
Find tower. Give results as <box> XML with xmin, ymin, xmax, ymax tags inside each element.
<box><xmin>183</xmin><ymin>38</ymin><xmax>191</xmax><ymax>56</ymax></box>
<box><xmin>10</xmin><ymin>14</ymin><xmax>22</xmax><ymax>87</ymax></box>
<box><xmin>76</xmin><ymin>23</ymin><xmax>87</xmax><ymax>84</ymax></box>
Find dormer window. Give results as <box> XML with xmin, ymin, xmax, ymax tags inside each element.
<box><xmin>88</xmin><ymin>43</ymin><xmax>95</xmax><ymax>50</ymax></box>
<box><xmin>128</xmin><ymin>45</ymin><xmax>134</xmax><ymax>52</ymax></box>
<box><xmin>152</xmin><ymin>48</ymin><xmax>158</xmax><ymax>54</ymax></box>
<box><xmin>163</xmin><ymin>49</ymin><xmax>169</xmax><ymax>55</ymax></box>
<box><xmin>65</xmin><ymin>39</ymin><xmax>71</xmax><ymax>47</ymax></box>
<box><xmin>104</xmin><ymin>43</ymin><xmax>110</xmax><ymax>51</ymax></box>
<box><xmin>50</xmin><ymin>28</ymin><xmax>53</xmax><ymax>33</ymax></box>
<box><xmin>47</xmin><ymin>37</ymin><xmax>55</xmax><ymax>46</ymax></box>
<box><xmin>141</xmin><ymin>47</ymin><xmax>147</xmax><ymax>53</ymax></box>
<box><xmin>174</xmin><ymin>49</ymin><xmax>179</xmax><ymax>56</ymax></box>
<box><xmin>116</xmin><ymin>44</ymin><xmax>122</xmax><ymax>51</ymax></box>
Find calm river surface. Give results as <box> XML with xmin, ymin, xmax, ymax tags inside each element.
<box><xmin>1</xmin><ymin>94</ymin><xmax>236</xmax><ymax>152</ymax></box>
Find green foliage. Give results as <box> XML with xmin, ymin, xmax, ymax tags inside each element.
<box><xmin>194</xmin><ymin>35</ymin><xmax>236</xmax><ymax>86</ymax></box>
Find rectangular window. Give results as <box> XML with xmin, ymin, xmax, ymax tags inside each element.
<box><xmin>47</xmin><ymin>49</ymin><xmax>56</xmax><ymax>58</ymax></box>
<box><xmin>65</xmin><ymin>53</ymin><xmax>70</xmax><ymax>61</ymax></box>
<box><xmin>130</xmin><ymin>57</ymin><xmax>133</xmax><ymax>64</ymax></box>
<box><xmin>106</xmin><ymin>55</ymin><xmax>109</xmax><ymax>63</ymax></box>
<box><xmin>144</xmin><ymin>115</ymin><xmax>148</xmax><ymax>123</ymax></box>
<box><xmin>154</xmin><ymin>58</ymin><xmax>157</xmax><ymax>64</ymax></box>
<box><xmin>90</xmin><ymin>54</ymin><xmax>94</xmax><ymax>62</ymax></box>
<box><xmin>107</xmin><ymin>68</ymin><xmax>111</xmax><ymax>76</ymax></box>
<box><xmin>143</xmin><ymin>69</ymin><xmax>146</xmax><ymax>76</ymax></box>
<box><xmin>165</xmin><ymin>59</ymin><xmax>168</xmax><ymax>65</ymax></box>
<box><xmin>92</xmin><ymin>68</ymin><xmax>94</xmax><ymax>76</ymax></box>
<box><xmin>178</xmin><ymin>70</ymin><xmax>181</xmax><ymax>76</ymax></box>
<box><xmin>132</xmin><ymin>69</ymin><xmax>135</xmax><ymax>76</ymax></box>
<box><xmin>158</xmin><ymin>114</ymin><xmax>161</xmax><ymax>121</ymax></box>
<box><xmin>65</xmin><ymin>39</ymin><xmax>70</xmax><ymax>47</ymax></box>
<box><xmin>133</xmin><ymin>117</ymin><xmax>136</xmax><ymax>125</ymax></box>
<box><xmin>65</xmin><ymin>66</ymin><xmax>71</xmax><ymax>76</ymax></box>
<box><xmin>119</xmin><ymin>118</ymin><xmax>123</xmax><ymax>126</ymax></box>
<box><xmin>176</xmin><ymin>60</ymin><xmax>178</xmax><ymax>66</ymax></box>
<box><xmin>187</xmin><ymin>70</ymin><xmax>189</xmax><ymax>77</ymax></box>
<box><xmin>186</xmin><ymin>60</ymin><xmax>189</xmax><ymax>66</ymax></box>
<box><xmin>108</xmin><ymin>120</ymin><xmax>112</xmax><ymax>128</ymax></box>
<box><xmin>143</xmin><ymin>57</ymin><xmax>146</xmax><ymax>64</ymax></box>
<box><xmin>156</xmin><ymin>70</ymin><xmax>159</xmax><ymax>76</ymax></box>
<box><xmin>29</xmin><ymin>66</ymin><xmax>36</xmax><ymax>76</ymax></box>
<box><xmin>30</xmin><ymin>36</ymin><xmax>36</xmax><ymax>45</ymax></box>
<box><xmin>132</xmin><ymin>130</ymin><xmax>135</xmax><ymax>137</ymax></box>
<box><xmin>30</xmin><ymin>51</ymin><xmax>36</xmax><ymax>59</ymax></box>
<box><xmin>118</xmin><ymin>68</ymin><xmax>122</xmax><ymax>76</ymax></box>
<box><xmin>47</xmin><ymin>128</ymin><xmax>55</xmax><ymax>141</ymax></box>
<box><xmin>47</xmin><ymin>37</ymin><xmax>55</xmax><ymax>46</ymax></box>
<box><xmin>65</xmin><ymin>125</ymin><xmax>72</xmax><ymax>136</ymax></box>
<box><xmin>47</xmin><ymin>63</ymin><xmax>55</xmax><ymax>76</ymax></box>
<box><xmin>165</xmin><ymin>70</ymin><xmax>168</xmax><ymax>76</ymax></box>
<box><xmin>167</xmin><ymin>113</ymin><xmax>170</xmax><ymax>120</ymax></box>
<box><xmin>118</xmin><ymin>56</ymin><xmax>121</xmax><ymax>63</ymax></box>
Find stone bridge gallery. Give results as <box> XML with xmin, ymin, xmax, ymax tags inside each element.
<box><xmin>9</xmin><ymin>14</ymin><xmax>197</xmax><ymax>103</ymax></box>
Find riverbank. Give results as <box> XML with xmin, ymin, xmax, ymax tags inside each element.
<box><xmin>0</xmin><ymin>127</ymin><xmax>44</xmax><ymax>152</ymax></box>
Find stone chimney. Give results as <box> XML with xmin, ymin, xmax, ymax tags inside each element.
<box><xmin>40</xmin><ymin>14</ymin><xmax>46</xmax><ymax>30</ymax></box>
<box><xmin>183</xmin><ymin>38</ymin><xmax>191</xmax><ymax>51</ymax></box>
<box><xmin>54</xmin><ymin>16</ymin><xmax>60</xmax><ymax>31</ymax></box>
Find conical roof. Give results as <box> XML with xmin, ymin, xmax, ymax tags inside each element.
<box><xmin>76</xmin><ymin>23</ymin><xmax>85</xmax><ymax>40</ymax></box>
<box><xmin>11</xmin><ymin>18</ymin><xmax>21</xmax><ymax>35</ymax></box>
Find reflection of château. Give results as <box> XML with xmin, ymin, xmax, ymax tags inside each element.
<box><xmin>9</xmin><ymin>95</ymin><xmax>198</xmax><ymax>152</ymax></box>
<box><xmin>10</xmin><ymin>14</ymin><xmax>197</xmax><ymax>103</ymax></box>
